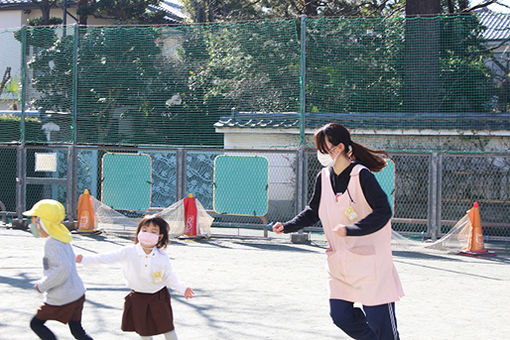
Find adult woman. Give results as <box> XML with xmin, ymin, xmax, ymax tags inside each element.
<box><xmin>273</xmin><ymin>123</ymin><xmax>403</xmax><ymax>340</ymax></box>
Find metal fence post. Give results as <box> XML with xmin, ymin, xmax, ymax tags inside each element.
<box><xmin>299</xmin><ymin>14</ymin><xmax>307</xmax><ymax>146</ymax></box>
<box><xmin>428</xmin><ymin>152</ymin><xmax>439</xmax><ymax>240</ymax></box>
<box><xmin>72</xmin><ymin>23</ymin><xmax>78</xmax><ymax>145</ymax></box>
<box><xmin>68</xmin><ymin>24</ymin><xmax>79</xmax><ymax>223</ymax></box>
<box><xmin>14</xmin><ymin>27</ymin><xmax>28</xmax><ymax>227</ymax></box>
<box><xmin>436</xmin><ymin>153</ymin><xmax>443</xmax><ymax>239</ymax></box>
<box><xmin>292</xmin><ymin>146</ymin><xmax>309</xmax><ymax>244</ymax></box>
<box><xmin>176</xmin><ymin>148</ymin><xmax>186</xmax><ymax>200</ymax></box>
<box><xmin>15</xmin><ymin>144</ymin><xmax>26</xmax><ymax>227</ymax></box>
<box><xmin>19</xmin><ymin>26</ymin><xmax>27</xmax><ymax>145</ymax></box>
<box><xmin>296</xmin><ymin>147</ymin><xmax>305</xmax><ymax>214</ymax></box>
<box><xmin>66</xmin><ymin>146</ymin><xmax>77</xmax><ymax>224</ymax></box>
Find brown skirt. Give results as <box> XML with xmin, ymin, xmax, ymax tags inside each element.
<box><xmin>121</xmin><ymin>287</ymin><xmax>174</xmax><ymax>336</ymax></box>
<box><xmin>35</xmin><ymin>295</ymin><xmax>86</xmax><ymax>324</ymax></box>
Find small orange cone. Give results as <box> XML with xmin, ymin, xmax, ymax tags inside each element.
<box><xmin>459</xmin><ymin>202</ymin><xmax>494</xmax><ymax>257</ymax></box>
<box><xmin>76</xmin><ymin>189</ymin><xmax>99</xmax><ymax>234</ymax></box>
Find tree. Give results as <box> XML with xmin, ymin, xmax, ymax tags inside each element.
<box><xmin>91</xmin><ymin>0</ymin><xmax>168</xmax><ymax>23</ymax></box>
<box><xmin>31</xmin><ymin>0</ymin><xmax>59</xmax><ymax>25</ymax></box>
<box><xmin>405</xmin><ymin>0</ymin><xmax>440</xmax><ymax>16</ymax></box>
<box><xmin>187</xmin><ymin>21</ymin><xmax>300</xmax><ymax>112</ymax></box>
<box><xmin>305</xmin><ymin>17</ymin><xmax>405</xmax><ymax>113</ymax></box>
<box><xmin>182</xmin><ymin>0</ymin><xmax>262</xmax><ymax>23</ymax></box>
<box><xmin>182</xmin><ymin>0</ymin><xmax>505</xmax><ymax>22</ymax></box>
<box><xmin>404</xmin><ymin>0</ymin><xmax>441</xmax><ymax>112</ymax></box>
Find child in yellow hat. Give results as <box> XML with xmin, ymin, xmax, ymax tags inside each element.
<box><xmin>23</xmin><ymin>199</ymin><xmax>93</xmax><ymax>340</ymax></box>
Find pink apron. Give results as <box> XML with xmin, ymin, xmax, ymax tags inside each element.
<box><xmin>319</xmin><ymin>164</ymin><xmax>404</xmax><ymax>306</ymax></box>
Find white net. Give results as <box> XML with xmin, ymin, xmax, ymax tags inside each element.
<box><xmin>90</xmin><ymin>196</ymin><xmax>213</xmax><ymax>238</ymax></box>
<box><xmin>88</xmin><ymin>193</ymin><xmax>472</xmax><ymax>253</ymax></box>
<box><xmin>391</xmin><ymin>214</ymin><xmax>472</xmax><ymax>254</ymax></box>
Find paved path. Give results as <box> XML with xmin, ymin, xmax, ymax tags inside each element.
<box><xmin>1</xmin><ymin>228</ymin><xmax>509</xmax><ymax>339</ymax></box>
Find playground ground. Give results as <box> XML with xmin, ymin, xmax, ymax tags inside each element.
<box><xmin>1</xmin><ymin>227</ymin><xmax>509</xmax><ymax>340</ymax></box>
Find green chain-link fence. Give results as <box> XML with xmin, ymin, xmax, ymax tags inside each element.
<box><xmin>1</xmin><ymin>15</ymin><xmax>509</xmax><ymax>146</ymax></box>
<box><xmin>1</xmin><ymin>15</ymin><xmax>509</xmax><ymax>238</ymax></box>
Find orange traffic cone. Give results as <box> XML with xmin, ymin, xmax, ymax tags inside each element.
<box><xmin>75</xmin><ymin>189</ymin><xmax>100</xmax><ymax>235</ymax></box>
<box><xmin>459</xmin><ymin>202</ymin><xmax>494</xmax><ymax>257</ymax></box>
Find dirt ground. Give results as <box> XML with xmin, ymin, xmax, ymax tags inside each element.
<box><xmin>1</xmin><ymin>228</ymin><xmax>509</xmax><ymax>340</ymax></box>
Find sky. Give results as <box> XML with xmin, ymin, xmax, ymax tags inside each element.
<box><xmin>472</xmin><ymin>0</ymin><xmax>510</xmax><ymax>12</ymax></box>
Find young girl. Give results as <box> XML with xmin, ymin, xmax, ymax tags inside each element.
<box><xmin>24</xmin><ymin>199</ymin><xmax>93</xmax><ymax>340</ymax></box>
<box><xmin>76</xmin><ymin>215</ymin><xmax>194</xmax><ymax>340</ymax></box>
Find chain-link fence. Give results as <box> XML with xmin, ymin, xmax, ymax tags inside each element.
<box><xmin>3</xmin><ymin>144</ymin><xmax>509</xmax><ymax>239</ymax></box>
<box><xmin>440</xmin><ymin>154</ymin><xmax>510</xmax><ymax>239</ymax></box>
<box><xmin>1</xmin><ymin>15</ymin><xmax>510</xmax><ymax>147</ymax></box>
<box><xmin>0</xmin><ymin>15</ymin><xmax>509</xmax><ymax>238</ymax></box>
<box><xmin>0</xmin><ymin>145</ymin><xmax>17</xmax><ymax>225</ymax></box>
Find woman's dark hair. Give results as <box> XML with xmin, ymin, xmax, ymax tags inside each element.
<box><xmin>314</xmin><ymin>122</ymin><xmax>388</xmax><ymax>172</ymax></box>
<box><xmin>134</xmin><ymin>214</ymin><xmax>169</xmax><ymax>249</ymax></box>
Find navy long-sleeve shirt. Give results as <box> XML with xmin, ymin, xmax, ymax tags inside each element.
<box><xmin>283</xmin><ymin>163</ymin><xmax>392</xmax><ymax>236</ymax></box>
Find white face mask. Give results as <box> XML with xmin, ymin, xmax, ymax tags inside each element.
<box><xmin>138</xmin><ymin>231</ymin><xmax>159</xmax><ymax>248</ymax></box>
<box><xmin>29</xmin><ymin>222</ymin><xmax>41</xmax><ymax>238</ymax></box>
<box><xmin>317</xmin><ymin>150</ymin><xmax>337</xmax><ymax>167</ymax></box>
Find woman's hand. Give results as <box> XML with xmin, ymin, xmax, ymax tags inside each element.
<box><xmin>34</xmin><ymin>284</ymin><xmax>40</xmax><ymax>293</ymax></box>
<box><xmin>332</xmin><ymin>224</ymin><xmax>347</xmax><ymax>237</ymax></box>
<box><xmin>184</xmin><ymin>287</ymin><xmax>195</xmax><ymax>299</ymax></box>
<box><xmin>272</xmin><ymin>222</ymin><xmax>284</xmax><ymax>234</ymax></box>
<box><xmin>76</xmin><ymin>254</ymin><xmax>83</xmax><ymax>263</ymax></box>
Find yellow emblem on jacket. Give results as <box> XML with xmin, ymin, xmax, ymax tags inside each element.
<box><xmin>344</xmin><ymin>206</ymin><xmax>358</xmax><ymax>221</ymax></box>
<box><xmin>152</xmin><ymin>270</ymin><xmax>163</xmax><ymax>284</ymax></box>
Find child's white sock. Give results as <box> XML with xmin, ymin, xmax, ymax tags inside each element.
<box><xmin>164</xmin><ymin>330</ymin><xmax>178</xmax><ymax>340</ymax></box>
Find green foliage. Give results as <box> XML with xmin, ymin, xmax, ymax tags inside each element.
<box><xmin>182</xmin><ymin>0</ymin><xmax>409</xmax><ymax>22</ymax></box>
<box><xmin>27</xmin><ymin>17</ymin><xmax>63</xmax><ymax>26</ymax></box>
<box><xmin>306</xmin><ymin>15</ymin><xmax>495</xmax><ymax>113</ymax></box>
<box><xmin>15</xmin><ymin>14</ymin><xmax>504</xmax><ymax>146</ymax></box>
<box><xmin>306</xmin><ymin>17</ymin><xmax>405</xmax><ymax>113</ymax></box>
<box><xmin>0</xmin><ymin>114</ymin><xmax>44</xmax><ymax>143</ymax></box>
<box><xmin>77</xmin><ymin>27</ymin><xmax>163</xmax><ymax>144</ymax></box>
<box><xmin>185</xmin><ymin>20</ymin><xmax>300</xmax><ymax>113</ymax></box>
<box><xmin>14</xmin><ymin>26</ymin><xmax>58</xmax><ymax>48</ymax></box>
<box><xmin>4</xmin><ymin>76</ymin><xmax>20</xmax><ymax>97</ymax></box>
<box><xmin>92</xmin><ymin>0</ymin><xmax>167</xmax><ymax>23</ymax></box>
<box><xmin>437</xmin><ymin>15</ymin><xmax>494</xmax><ymax>112</ymax></box>
<box><xmin>182</xmin><ymin>0</ymin><xmax>262</xmax><ymax>23</ymax></box>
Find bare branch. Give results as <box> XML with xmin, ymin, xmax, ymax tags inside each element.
<box><xmin>462</xmin><ymin>0</ymin><xmax>498</xmax><ymax>13</ymax></box>
<box><xmin>496</xmin><ymin>1</ymin><xmax>510</xmax><ymax>10</ymax></box>
<box><xmin>367</xmin><ymin>0</ymin><xmax>392</xmax><ymax>16</ymax></box>
<box><xmin>489</xmin><ymin>55</ymin><xmax>509</xmax><ymax>75</ymax></box>
<box><xmin>484</xmin><ymin>36</ymin><xmax>510</xmax><ymax>53</ymax></box>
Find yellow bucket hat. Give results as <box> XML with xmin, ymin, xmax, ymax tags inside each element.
<box><xmin>23</xmin><ymin>199</ymin><xmax>72</xmax><ymax>243</ymax></box>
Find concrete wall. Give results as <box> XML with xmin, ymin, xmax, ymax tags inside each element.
<box><xmin>217</xmin><ymin>126</ymin><xmax>510</xmax><ymax>222</ymax></box>
<box><xmin>219</xmin><ymin>127</ymin><xmax>510</xmax><ymax>153</ymax></box>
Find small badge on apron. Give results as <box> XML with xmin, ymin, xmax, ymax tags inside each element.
<box><xmin>344</xmin><ymin>206</ymin><xmax>358</xmax><ymax>221</ymax></box>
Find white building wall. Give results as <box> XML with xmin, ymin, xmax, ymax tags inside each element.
<box><xmin>0</xmin><ymin>10</ymin><xmax>23</xmax><ymax>28</ymax></box>
<box><xmin>0</xmin><ymin>11</ymin><xmax>23</xmax><ymax>109</ymax></box>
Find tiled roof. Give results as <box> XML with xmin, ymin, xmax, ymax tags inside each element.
<box><xmin>0</xmin><ymin>0</ymin><xmax>185</xmax><ymax>23</ymax></box>
<box><xmin>477</xmin><ymin>9</ymin><xmax>510</xmax><ymax>41</ymax></box>
<box><xmin>0</xmin><ymin>0</ymin><xmax>77</xmax><ymax>9</ymax></box>
<box><xmin>0</xmin><ymin>0</ymin><xmax>32</xmax><ymax>9</ymax></box>
<box><xmin>148</xmin><ymin>0</ymin><xmax>187</xmax><ymax>23</ymax></box>
<box><xmin>214</xmin><ymin>112</ymin><xmax>510</xmax><ymax>131</ymax></box>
